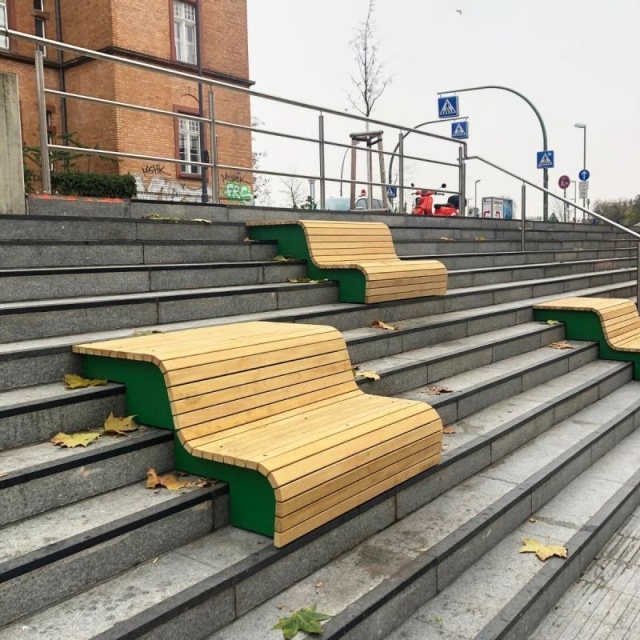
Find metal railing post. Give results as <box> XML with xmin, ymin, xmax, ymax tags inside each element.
<box><xmin>458</xmin><ymin>145</ymin><xmax>466</xmax><ymax>216</ymax></box>
<box><xmin>398</xmin><ymin>132</ymin><xmax>405</xmax><ymax>214</ymax></box>
<box><xmin>34</xmin><ymin>49</ymin><xmax>51</xmax><ymax>194</ymax></box>
<box><xmin>318</xmin><ymin>114</ymin><xmax>326</xmax><ymax>209</ymax></box>
<box><xmin>208</xmin><ymin>89</ymin><xmax>219</xmax><ymax>204</ymax></box>
<box><xmin>521</xmin><ymin>183</ymin><xmax>527</xmax><ymax>251</ymax></box>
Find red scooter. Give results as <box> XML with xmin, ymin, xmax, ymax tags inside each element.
<box><xmin>412</xmin><ymin>183</ymin><xmax>459</xmax><ymax>217</ymax></box>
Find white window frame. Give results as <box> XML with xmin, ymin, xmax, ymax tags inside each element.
<box><xmin>34</xmin><ymin>16</ymin><xmax>46</xmax><ymax>56</ymax></box>
<box><xmin>34</xmin><ymin>0</ymin><xmax>44</xmax><ymax>11</ymax></box>
<box><xmin>173</xmin><ymin>0</ymin><xmax>197</xmax><ymax>65</ymax></box>
<box><xmin>178</xmin><ymin>116</ymin><xmax>201</xmax><ymax>175</ymax></box>
<box><xmin>0</xmin><ymin>0</ymin><xmax>8</xmax><ymax>50</ymax></box>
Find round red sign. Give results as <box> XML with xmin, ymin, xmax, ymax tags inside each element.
<box><xmin>558</xmin><ymin>175</ymin><xmax>570</xmax><ymax>189</ymax></box>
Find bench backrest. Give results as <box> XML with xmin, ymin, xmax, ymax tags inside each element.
<box><xmin>298</xmin><ymin>220</ymin><xmax>399</xmax><ymax>265</ymax></box>
<box><xmin>76</xmin><ymin>322</ymin><xmax>361</xmax><ymax>444</ymax></box>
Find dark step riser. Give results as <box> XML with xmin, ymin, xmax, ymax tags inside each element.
<box><xmin>0</xmin><ymin>496</ymin><xmax>220</xmax><ymax>627</ymax></box>
<box><xmin>0</xmin><ymin>391</ymin><xmax>125</xmax><ymax>450</ymax></box>
<box><xmin>0</xmin><ymin>264</ymin><xmax>308</xmax><ymax>303</ymax></box>
<box><xmin>0</xmin><ymin>285</ymin><xmax>338</xmax><ymax>342</ymax></box>
<box><xmin>0</xmin><ymin>243</ymin><xmax>276</xmax><ymax>269</ymax></box>
<box><xmin>396</xmin><ymin>240</ymin><xmax>627</xmax><ymax>256</ymax></box>
<box><xmin>0</xmin><ymin>440</ymin><xmax>173</xmax><ymax>527</ymax></box>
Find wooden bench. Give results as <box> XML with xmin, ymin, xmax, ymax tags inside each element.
<box><xmin>533</xmin><ymin>297</ymin><xmax>640</xmax><ymax>378</ymax></box>
<box><xmin>74</xmin><ymin>321</ymin><xmax>443</xmax><ymax>547</ymax></box>
<box><xmin>247</xmin><ymin>220</ymin><xmax>447</xmax><ymax>304</ymax></box>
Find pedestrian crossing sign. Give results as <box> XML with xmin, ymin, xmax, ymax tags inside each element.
<box><xmin>536</xmin><ymin>151</ymin><xmax>555</xmax><ymax>169</ymax></box>
<box><xmin>451</xmin><ymin>121</ymin><xmax>469</xmax><ymax>139</ymax></box>
<box><xmin>438</xmin><ymin>96</ymin><xmax>459</xmax><ymax>119</ymax></box>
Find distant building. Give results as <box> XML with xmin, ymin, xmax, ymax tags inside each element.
<box><xmin>0</xmin><ymin>0</ymin><xmax>254</xmax><ymax>201</ymax></box>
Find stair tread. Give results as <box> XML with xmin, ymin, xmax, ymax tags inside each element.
<box><xmin>387</xmin><ymin>425</ymin><xmax>640</xmax><ymax>640</ymax></box>
<box><xmin>0</xmin><ymin>476</ymin><xmax>211</xmax><ymax>566</ymax></box>
<box><xmin>0</xmin><ymin>381</ymin><xmax>121</xmax><ymax>412</ymax></box>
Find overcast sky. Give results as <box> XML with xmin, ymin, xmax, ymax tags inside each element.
<box><xmin>246</xmin><ymin>0</ymin><xmax>640</xmax><ymax>213</ymax></box>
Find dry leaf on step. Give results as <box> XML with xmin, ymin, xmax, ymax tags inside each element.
<box><xmin>519</xmin><ymin>538</ymin><xmax>568</xmax><ymax>562</ymax></box>
<box><xmin>103</xmin><ymin>412</ymin><xmax>139</xmax><ymax>436</ymax></box>
<box><xmin>426</xmin><ymin>386</ymin><xmax>454</xmax><ymax>395</ymax></box>
<box><xmin>51</xmin><ymin>431</ymin><xmax>101</xmax><ymax>448</ymax></box>
<box><xmin>273</xmin><ymin>605</ymin><xmax>332</xmax><ymax>639</ymax></box>
<box><xmin>439</xmin><ymin>237</ymin><xmax>452</xmax><ymax>241</ymax></box>
<box><xmin>146</xmin><ymin>468</ymin><xmax>194</xmax><ymax>491</ymax></box>
<box><xmin>356</xmin><ymin>370</ymin><xmax>381</xmax><ymax>381</ymax></box>
<box><xmin>371</xmin><ymin>320</ymin><xmax>398</xmax><ymax>331</ymax></box>
<box><xmin>64</xmin><ymin>374</ymin><xmax>108</xmax><ymax>390</ymax></box>
<box><xmin>443</xmin><ymin>427</ymin><xmax>457</xmax><ymax>434</ymax></box>
<box><xmin>548</xmin><ymin>341</ymin><xmax>573</xmax><ymax>350</ymax></box>
<box><xmin>542</xmin><ymin>320</ymin><xmax>561</xmax><ymax>325</ymax></box>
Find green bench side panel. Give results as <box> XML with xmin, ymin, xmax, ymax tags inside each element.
<box><xmin>81</xmin><ymin>354</ymin><xmax>277</xmax><ymax>537</ymax></box>
<box><xmin>248</xmin><ymin>224</ymin><xmax>367</xmax><ymax>303</ymax></box>
<box><xmin>533</xmin><ymin>308</ymin><xmax>640</xmax><ymax>379</ymax></box>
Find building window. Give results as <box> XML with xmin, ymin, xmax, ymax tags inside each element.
<box><xmin>0</xmin><ymin>0</ymin><xmax>8</xmax><ymax>50</ymax></box>
<box><xmin>34</xmin><ymin>16</ymin><xmax>46</xmax><ymax>55</ymax></box>
<box><xmin>34</xmin><ymin>0</ymin><xmax>44</xmax><ymax>10</ymax></box>
<box><xmin>173</xmin><ymin>1</ymin><xmax>197</xmax><ymax>65</ymax></box>
<box><xmin>178</xmin><ymin>116</ymin><xmax>201</xmax><ymax>175</ymax></box>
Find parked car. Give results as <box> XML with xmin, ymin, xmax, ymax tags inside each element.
<box><xmin>325</xmin><ymin>196</ymin><xmax>385</xmax><ymax>211</ymax></box>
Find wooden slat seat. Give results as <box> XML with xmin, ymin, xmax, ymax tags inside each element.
<box><xmin>533</xmin><ymin>297</ymin><xmax>640</xmax><ymax>378</ymax></box>
<box><xmin>247</xmin><ymin>220</ymin><xmax>447</xmax><ymax>303</ymax></box>
<box><xmin>74</xmin><ymin>321</ymin><xmax>443</xmax><ymax>547</ymax></box>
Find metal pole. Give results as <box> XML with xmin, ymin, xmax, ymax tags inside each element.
<box><xmin>318</xmin><ymin>114</ymin><xmax>326</xmax><ymax>209</ymax></box>
<box><xmin>521</xmin><ymin>183</ymin><xmax>526</xmax><ymax>251</ymax></box>
<box><xmin>637</xmin><ymin>242</ymin><xmax>640</xmax><ymax>304</ymax></box>
<box><xmin>367</xmin><ymin>138</ymin><xmax>373</xmax><ymax>209</ymax></box>
<box><xmin>458</xmin><ymin>145</ymin><xmax>466</xmax><ymax>216</ymax></box>
<box><xmin>195</xmin><ymin>1</ymin><xmax>208</xmax><ymax>204</ymax></box>
<box><xmin>439</xmin><ymin>85</ymin><xmax>549</xmax><ymax>220</ymax></box>
<box><xmin>208</xmin><ymin>89</ymin><xmax>219</xmax><ymax>204</ymax></box>
<box><xmin>398</xmin><ymin>133</ymin><xmax>405</xmax><ymax>214</ymax></box>
<box><xmin>34</xmin><ymin>49</ymin><xmax>52</xmax><ymax>194</ymax></box>
<box><xmin>582</xmin><ymin>126</ymin><xmax>587</xmax><ymax>212</ymax></box>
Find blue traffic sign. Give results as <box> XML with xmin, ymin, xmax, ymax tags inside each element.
<box><xmin>536</xmin><ymin>150</ymin><xmax>555</xmax><ymax>169</ymax></box>
<box><xmin>386</xmin><ymin>185</ymin><xmax>398</xmax><ymax>199</ymax></box>
<box><xmin>451</xmin><ymin>121</ymin><xmax>469</xmax><ymax>139</ymax></box>
<box><xmin>438</xmin><ymin>96</ymin><xmax>459</xmax><ymax>119</ymax></box>
<box><xmin>578</xmin><ymin>169</ymin><xmax>590</xmax><ymax>181</ymax></box>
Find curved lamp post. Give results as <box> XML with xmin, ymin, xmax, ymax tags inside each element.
<box><xmin>574</xmin><ymin>123</ymin><xmax>587</xmax><ymax>214</ymax></box>
<box><xmin>438</xmin><ymin>85</ymin><xmax>550</xmax><ymax>221</ymax></box>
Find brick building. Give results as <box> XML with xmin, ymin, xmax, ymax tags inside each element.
<box><xmin>0</xmin><ymin>0</ymin><xmax>254</xmax><ymax>202</ymax></box>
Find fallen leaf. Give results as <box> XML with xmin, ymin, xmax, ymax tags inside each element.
<box><xmin>443</xmin><ymin>427</ymin><xmax>457</xmax><ymax>434</ymax></box>
<box><xmin>103</xmin><ymin>412</ymin><xmax>139</xmax><ymax>436</ymax></box>
<box><xmin>439</xmin><ymin>237</ymin><xmax>452</xmax><ymax>241</ymax></box>
<box><xmin>371</xmin><ymin>320</ymin><xmax>398</xmax><ymax>331</ymax></box>
<box><xmin>356</xmin><ymin>370</ymin><xmax>381</xmax><ymax>381</ymax></box>
<box><xmin>548</xmin><ymin>341</ymin><xmax>573</xmax><ymax>350</ymax></box>
<box><xmin>189</xmin><ymin>218</ymin><xmax>212</xmax><ymax>224</ymax></box>
<box><xmin>273</xmin><ymin>255</ymin><xmax>296</xmax><ymax>263</ymax></box>
<box><xmin>146</xmin><ymin>468</ymin><xmax>193</xmax><ymax>491</ymax></box>
<box><xmin>273</xmin><ymin>605</ymin><xmax>332</xmax><ymax>639</ymax></box>
<box><xmin>0</xmin><ymin>473</ymin><xmax>7</xmax><ymax>479</ymax></box>
<box><xmin>51</xmin><ymin>431</ymin><xmax>101</xmax><ymax>448</ymax></box>
<box><xmin>426</xmin><ymin>385</ymin><xmax>454</xmax><ymax>395</ymax></box>
<box><xmin>314</xmin><ymin>581</ymin><xmax>324</xmax><ymax>589</ymax></box>
<box><xmin>64</xmin><ymin>374</ymin><xmax>108</xmax><ymax>389</ymax></box>
<box><xmin>287</xmin><ymin>278</ymin><xmax>328</xmax><ymax>284</ymax></box>
<box><xmin>529</xmin><ymin>518</ymin><xmax>538</xmax><ymax>523</ymax></box>
<box><xmin>543</xmin><ymin>320</ymin><xmax>561</xmax><ymax>325</ymax></box>
<box><xmin>475</xmin><ymin>236</ymin><xmax>486</xmax><ymax>241</ymax></box>
<box><xmin>132</xmin><ymin>329</ymin><xmax>164</xmax><ymax>337</ymax></box>
<box><xmin>519</xmin><ymin>538</ymin><xmax>568</xmax><ymax>562</ymax></box>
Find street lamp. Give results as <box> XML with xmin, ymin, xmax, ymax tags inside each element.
<box><xmin>474</xmin><ymin>179</ymin><xmax>481</xmax><ymax>215</ymax></box>
<box><xmin>574</xmin><ymin>123</ymin><xmax>587</xmax><ymax>213</ymax></box>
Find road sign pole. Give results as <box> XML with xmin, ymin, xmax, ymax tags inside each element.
<box><xmin>563</xmin><ymin>188</ymin><xmax>567</xmax><ymax>222</ymax></box>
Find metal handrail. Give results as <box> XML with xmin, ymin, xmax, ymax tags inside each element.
<box><xmin>5</xmin><ymin>26</ymin><xmax>466</xmax><ymax>209</ymax></box>
<box><xmin>471</xmin><ymin>155</ymin><xmax>640</xmax><ymax>301</ymax></box>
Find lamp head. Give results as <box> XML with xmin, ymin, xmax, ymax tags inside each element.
<box><xmin>574</xmin><ymin>123</ymin><xmax>587</xmax><ymax>128</ymax></box>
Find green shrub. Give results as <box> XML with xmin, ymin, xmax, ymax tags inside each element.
<box><xmin>51</xmin><ymin>172</ymin><xmax>137</xmax><ymax>198</ymax></box>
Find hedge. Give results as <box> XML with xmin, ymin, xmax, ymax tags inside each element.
<box><xmin>51</xmin><ymin>172</ymin><xmax>137</xmax><ymax>199</ymax></box>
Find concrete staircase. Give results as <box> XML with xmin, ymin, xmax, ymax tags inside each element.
<box><xmin>0</xmin><ymin>205</ymin><xmax>638</xmax><ymax>640</ymax></box>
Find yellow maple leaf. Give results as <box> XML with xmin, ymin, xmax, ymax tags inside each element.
<box><xmin>443</xmin><ymin>426</ymin><xmax>457</xmax><ymax>434</ymax></box>
<box><xmin>146</xmin><ymin>468</ymin><xmax>193</xmax><ymax>491</ymax></box>
<box><xmin>64</xmin><ymin>374</ymin><xmax>108</xmax><ymax>389</ymax></box>
<box><xmin>356</xmin><ymin>370</ymin><xmax>381</xmax><ymax>381</ymax></box>
<box><xmin>51</xmin><ymin>431</ymin><xmax>101</xmax><ymax>448</ymax></box>
<box><xmin>519</xmin><ymin>538</ymin><xmax>568</xmax><ymax>562</ymax></box>
<box><xmin>371</xmin><ymin>320</ymin><xmax>398</xmax><ymax>331</ymax></box>
<box><xmin>426</xmin><ymin>385</ymin><xmax>454</xmax><ymax>395</ymax></box>
<box><xmin>548</xmin><ymin>341</ymin><xmax>573</xmax><ymax>350</ymax></box>
<box><xmin>103</xmin><ymin>412</ymin><xmax>139</xmax><ymax>436</ymax></box>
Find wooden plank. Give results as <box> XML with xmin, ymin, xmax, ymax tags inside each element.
<box><xmin>274</xmin><ymin>453</ymin><xmax>440</xmax><ymax>547</ymax></box>
<box><xmin>275</xmin><ymin>442</ymin><xmax>439</xmax><ymax>531</ymax></box>
<box><xmin>184</xmin><ymin>390</ymin><xmax>362</xmax><ymax>451</ymax></box>
<box><xmin>211</xmin><ymin>395</ymin><xmax>412</xmax><ymax>464</ymax></box>
<box><xmin>366</xmin><ymin>276</ymin><xmax>448</xmax><ymax>291</ymax></box>
<box><xmin>172</xmin><ymin>358</ymin><xmax>353</xmax><ymax>417</ymax></box>
<box><xmin>275</xmin><ymin>431</ymin><xmax>442</xmax><ymax>516</ymax></box>
<box><xmin>178</xmin><ymin>378</ymin><xmax>358</xmax><ymax>442</ymax></box>
<box><xmin>263</xmin><ymin>410</ymin><xmax>440</xmax><ymax>479</ymax></box>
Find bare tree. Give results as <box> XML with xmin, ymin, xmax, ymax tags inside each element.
<box><xmin>349</xmin><ymin>0</ymin><xmax>392</xmax><ymax>118</ymax></box>
<box><xmin>280</xmin><ymin>175</ymin><xmax>305</xmax><ymax>209</ymax></box>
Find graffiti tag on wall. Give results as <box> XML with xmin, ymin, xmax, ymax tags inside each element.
<box><xmin>141</xmin><ymin>164</ymin><xmax>169</xmax><ymax>177</ymax></box>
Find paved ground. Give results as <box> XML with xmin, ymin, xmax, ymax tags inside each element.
<box><xmin>531</xmin><ymin>508</ymin><xmax>640</xmax><ymax>639</ymax></box>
